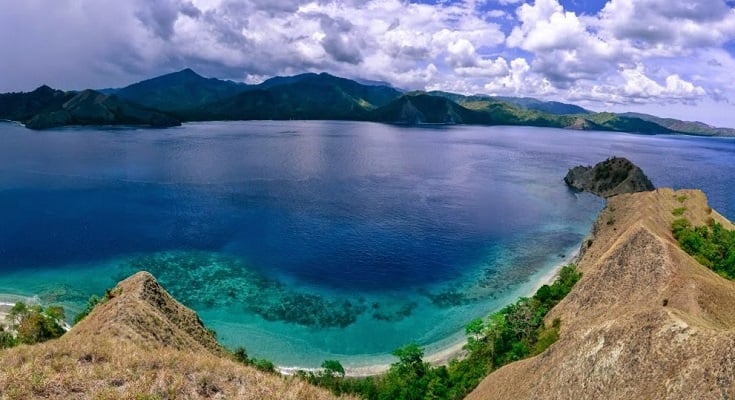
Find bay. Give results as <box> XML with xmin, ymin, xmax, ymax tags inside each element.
<box><xmin>0</xmin><ymin>121</ymin><xmax>732</xmax><ymax>367</ymax></box>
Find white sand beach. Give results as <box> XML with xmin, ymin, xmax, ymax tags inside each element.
<box><xmin>280</xmin><ymin>242</ymin><xmax>585</xmax><ymax>378</ymax></box>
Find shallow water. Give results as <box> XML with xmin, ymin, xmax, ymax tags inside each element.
<box><xmin>0</xmin><ymin>121</ymin><xmax>733</xmax><ymax>367</ymax></box>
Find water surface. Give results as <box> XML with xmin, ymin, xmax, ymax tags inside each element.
<box><xmin>0</xmin><ymin>121</ymin><xmax>732</xmax><ymax>367</ymax></box>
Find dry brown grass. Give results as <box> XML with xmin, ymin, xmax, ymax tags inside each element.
<box><xmin>1</xmin><ymin>337</ymin><xmax>348</xmax><ymax>399</ymax></box>
<box><xmin>467</xmin><ymin>189</ymin><xmax>735</xmax><ymax>400</ymax></box>
<box><xmin>0</xmin><ymin>272</ymin><xmax>353</xmax><ymax>400</ymax></box>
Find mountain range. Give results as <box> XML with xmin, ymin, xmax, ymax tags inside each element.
<box><xmin>1</xmin><ymin>68</ymin><xmax>733</xmax><ymax>136</ymax></box>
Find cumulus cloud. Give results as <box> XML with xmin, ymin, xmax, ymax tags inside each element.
<box><xmin>597</xmin><ymin>0</ymin><xmax>735</xmax><ymax>52</ymax></box>
<box><xmin>479</xmin><ymin>0</ymin><xmax>735</xmax><ymax>106</ymax></box>
<box><xmin>135</xmin><ymin>0</ymin><xmax>202</xmax><ymax>40</ymax></box>
<box><xmin>618</xmin><ymin>65</ymin><xmax>706</xmax><ymax>102</ymax></box>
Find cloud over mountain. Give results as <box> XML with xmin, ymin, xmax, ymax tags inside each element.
<box><xmin>1</xmin><ymin>0</ymin><xmax>735</xmax><ymax>125</ymax></box>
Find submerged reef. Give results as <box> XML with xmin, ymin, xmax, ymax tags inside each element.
<box><xmin>116</xmin><ymin>251</ymin><xmax>417</xmax><ymax>328</ymax></box>
<box><xmin>424</xmin><ymin>229</ymin><xmax>585</xmax><ymax>308</ymax></box>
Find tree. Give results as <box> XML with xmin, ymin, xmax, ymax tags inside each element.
<box><xmin>7</xmin><ymin>301</ymin><xmax>28</xmax><ymax>328</ymax></box>
<box><xmin>392</xmin><ymin>343</ymin><xmax>426</xmax><ymax>378</ymax></box>
<box><xmin>321</xmin><ymin>360</ymin><xmax>345</xmax><ymax>377</ymax></box>
<box><xmin>465</xmin><ymin>318</ymin><xmax>484</xmax><ymax>352</ymax></box>
<box><xmin>0</xmin><ymin>326</ymin><xmax>16</xmax><ymax>349</ymax></box>
<box><xmin>6</xmin><ymin>302</ymin><xmax>65</xmax><ymax>345</ymax></box>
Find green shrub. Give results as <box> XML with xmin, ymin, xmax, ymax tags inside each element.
<box><xmin>6</xmin><ymin>302</ymin><xmax>66</xmax><ymax>346</ymax></box>
<box><xmin>0</xmin><ymin>326</ymin><xmax>17</xmax><ymax>349</ymax></box>
<box><xmin>305</xmin><ymin>264</ymin><xmax>583</xmax><ymax>400</ymax></box>
<box><xmin>252</xmin><ymin>358</ymin><xmax>276</xmax><ymax>373</ymax></box>
<box><xmin>321</xmin><ymin>360</ymin><xmax>345</xmax><ymax>377</ymax></box>
<box><xmin>673</xmin><ymin>218</ymin><xmax>735</xmax><ymax>279</ymax></box>
<box><xmin>672</xmin><ymin>207</ymin><xmax>687</xmax><ymax>216</ymax></box>
<box><xmin>233</xmin><ymin>346</ymin><xmax>249</xmax><ymax>364</ymax></box>
<box><xmin>73</xmin><ymin>295</ymin><xmax>101</xmax><ymax>325</ymax></box>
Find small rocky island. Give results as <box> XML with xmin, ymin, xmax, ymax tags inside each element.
<box><xmin>564</xmin><ymin>156</ymin><xmax>655</xmax><ymax>198</ymax></box>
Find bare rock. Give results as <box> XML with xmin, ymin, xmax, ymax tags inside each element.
<box><xmin>564</xmin><ymin>157</ymin><xmax>655</xmax><ymax>198</ymax></box>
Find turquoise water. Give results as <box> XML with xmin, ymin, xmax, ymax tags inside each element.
<box><xmin>0</xmin><ymin>121</ymin><xmax>733</xmax><ymax>367</ymax></box>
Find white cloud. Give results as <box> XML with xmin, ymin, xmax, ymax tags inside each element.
<box><xmin>2</xmin><ymin>0</ymin><xmax>735</xmax><ymax>126</ymax></box>
<box><xmin>597</xmin><ymin>0</ymin><xmax>735</xmax><ymax>52</ymax></box>
<box><xmin>619</xmin><ymin>65</ymin><xmax>705</xmax><ymax>102</ymax></box>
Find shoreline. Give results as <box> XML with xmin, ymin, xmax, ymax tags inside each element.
<box><xmin>1</xmin><ymin>243</ymin><xmax>583</xmax><ymax>376</ymax></box>
<box><xmin>278</xmin><ymin>243</ymin><xmax>584</xmax><ymax>378</ymax></box>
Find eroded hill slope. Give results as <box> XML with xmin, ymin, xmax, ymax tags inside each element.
<box><xmin>0</xmin><ymin>271</ymin><xmax>351</xmax><ymax>400</ymax></box>
<box><xmin>467</xmin><ymin>188</ymin><xmax>735</xmax><ymax>400</ymax></box>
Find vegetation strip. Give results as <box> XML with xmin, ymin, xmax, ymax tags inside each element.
<box><xmin>300</xmin><ymin>264</ymin><xmax>581</xmax><ymax>400</ymax></box>
<box><xmin>672</xmin><ymin>218</ymin><xmax>735</xmax><ymax>279</ymax></box>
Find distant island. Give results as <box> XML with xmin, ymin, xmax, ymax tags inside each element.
<box><xmin>1</xmin><ymin>68</ymin><xmax>734</xmax><ymax>136</ymax></box>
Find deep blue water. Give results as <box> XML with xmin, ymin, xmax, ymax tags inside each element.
<box><xmin>0</xmin><ymin>121</ymin><xmax>733</xmax><ymax>366</ymax></box>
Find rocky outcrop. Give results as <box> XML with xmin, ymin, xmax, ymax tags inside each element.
<box><xmin>467</xmin><ymin>188</ymin><xmax>735</xmax><ymax>400</ymax></box>
<box><xmin>0</xmin><ymin>271</ymin><xmax>351</xmax><ymax>399</ymax></box>
<box><xmin>25</xmin><ymin>90</ymin><xmax>180</xmax><ymax>129</ymax></box>
<box><xmin>564</xmin><ymin>156</ymin><xmax>655</xmax><ymax>198</ymax></box>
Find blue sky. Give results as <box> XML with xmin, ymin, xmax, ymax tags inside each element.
<box><xmin>2</xmin><ymin>0</ymin><xmax>735</xmax><ymax>127</ymax></box>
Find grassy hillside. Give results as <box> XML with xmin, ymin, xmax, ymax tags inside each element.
<box><xmin>0</xmin><ymin>272</ymin><xmax>352</xmax><ymax>400</ymax></box>
<box><xmin>467</xmin><ymin>188</ymin><xmax>735</xmax><ymax>400</ymax></box>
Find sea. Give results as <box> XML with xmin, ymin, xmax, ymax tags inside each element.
<box><xmin>0</xmin><ymin>120</ymin><xmax>733</xmax><ymax>368</ymax></box>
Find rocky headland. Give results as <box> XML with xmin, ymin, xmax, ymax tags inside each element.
<box><xmin>564</xmin><ymin>156</ymin><xmax>655</xmax><ymax>198</ymax></box>
<box><xmin>468</xmin><ymin>185</ymin><xmax>735</xmax><ymax>398</ymax></box>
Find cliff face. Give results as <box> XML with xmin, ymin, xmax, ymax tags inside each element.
<box><xmin>0</xmin><ymin>271</ymin><xmax>350</xmax><ymax>400</ymax></box>
<box><xmin>564</xmin><ymin>157</ymin><xmax>655</xmax><ymax>198</ymax></box>
<box><xmin>467</xmin><ymin>188</ymin><xmax>735</xmax><ymax>400</ymax></box>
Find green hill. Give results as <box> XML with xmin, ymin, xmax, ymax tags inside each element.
<box><xmin>25</xmin><ymin>90</ymin><xmax>180</xmax><ymax>129</ymax></box>
<box><xmin>2</xmin><ymin>68</ymin><xmax>732</xmax><ymax>136</ymax></box>
<box><xmin>189</xmin><ymin>73</ymin><xmax>402</xmax><ymax>121</ymax></box>
<box><xmin>0</xmin><ymin>85</ymin><xmax>75</xmax><ymax>122</ymax></box>
<box><xmin>370</xmin><ymin>93</ymin><xmax>480</xmax><ymax>124</ymax></box>
<box><xmin>581</xmin><ymin>112</ymin><xmax>675</xmax><ymax>134</ymax></box>
<box><xmin>619</xmin><ymin>112</ymin><xmax>735</xmax><ymax>136</ymax></box>
<box><xmin>115</xmin><ymin>68</ymin><xmax>249</xmax><ymax>113</ymax></box>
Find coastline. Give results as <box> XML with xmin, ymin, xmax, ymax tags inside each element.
<box><xmin>279</xmin><ymin>242</ymin><xmax>584</xmax><ymax>378</ymax></box>
<box><xmin>1</xmin><ymin>241</ymin><xmax>584</xmax><ymax>376</ymax></box>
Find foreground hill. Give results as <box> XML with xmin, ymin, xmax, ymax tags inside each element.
<box><xmin>467</xmin><ymin>188</ymin><xmax>735</xmax><ymax>399</ymax></box>
<box><xmin>0</xmin><ymin>271</ymin><xmax>350</xmax><ymax>399</ymax></box>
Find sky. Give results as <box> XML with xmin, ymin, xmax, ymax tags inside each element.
<box><xmin>2</xmin><ymin>0</ymin><xmax>735</xmax><ymax>127</ymax></box>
